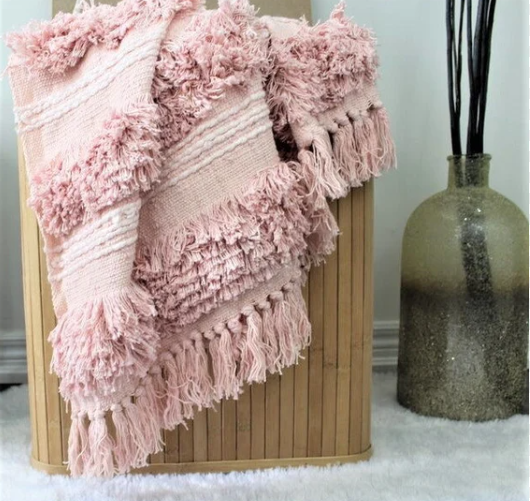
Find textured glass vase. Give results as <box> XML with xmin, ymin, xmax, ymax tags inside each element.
<box><xmin>397</xmin><ymin>154</ymin><xmax>529</xmax><ymax>421</ymax></box>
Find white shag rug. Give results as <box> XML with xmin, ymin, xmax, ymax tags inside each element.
<box><xmin>0</xmin><ymin>372</ymin><xmax>527</xmax><ymax>501</ymax></box>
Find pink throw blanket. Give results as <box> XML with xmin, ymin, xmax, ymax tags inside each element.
<box><xmin>6</xmin><ymin>0</ymin><xmax>395</xmax><ymax>477</ymax></box>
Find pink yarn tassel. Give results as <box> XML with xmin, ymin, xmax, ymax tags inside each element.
<box><xmin>67</xmin><ymin>413</ymin><xmax>89</xmax><ymax>476</ymax></box>
<box><xmin>258</xmin><ymin>299</ymin><xmax>282</xmax><ymax>374</ymax></box>
<box><xmin>162</xmin><ymin>352</ymin><xmax>184</xmax><ymax>428</ymax></box>
<box><xmin>49</xmin><ymin>283</ymin><xmax>158</xmax><ymax>400</ymax></box>
<box><xmin>371</xmin><ymin>106</ymin><xmax>397</xmax><ymax>171</ymax></box>
<box><xmin>332</xmin><ymin>122</ymin><xmax>362</xmax><ymax>187</ymax></box>
<box><xmin>111</xmin><ymin>404</ymin><xmax>136</xmax><ymax>474</ymax></box>
<box><xmin>120</xmin><ymin>398</ymin><xmax>152</xmax><ymax>469</ymax></box>
<box><xmin>239</xmin><ymin>307</ymin><xmax>268</xmax><ymax>383</ymax></box>
<box><xmin>134</xmin><ymin>377</ymin><xmax>165</xmax><ymax>457</ymax></box>
<box><xmin>209</xmin><ymin>326</ymin><xmax>240</xmax><ymax>400</ymax></box>
<box><xmin>86</xmin><ymin>412</ymin><xmax>115</xmax><ymax>477</ymax></box>
<box><xmin>351</xmin><ymin>113</ymin><xmax>378</xmax><ymax>181</ymax></box>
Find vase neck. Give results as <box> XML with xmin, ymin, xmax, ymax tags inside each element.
<box><xmin>447</xmin><ymin>155</ymin><xmax>490</xmax><ymax>188</ymax></box>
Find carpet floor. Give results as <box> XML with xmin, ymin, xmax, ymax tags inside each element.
<box><xmin>0</xmin><ymin>372</ymin><xmax>527</xmax><ymax>501</ymax></box>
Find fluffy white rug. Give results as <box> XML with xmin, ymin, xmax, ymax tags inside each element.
<box><xmin>0</xmin><ymin>372</ymin><xmax>527</xmax><ymax>501</ymax></box>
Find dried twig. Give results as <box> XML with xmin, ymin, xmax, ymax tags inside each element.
<box><xmin>447</xmin><ymin>0</ymin><xmax>497</xmax><ymax>155</ymax></box>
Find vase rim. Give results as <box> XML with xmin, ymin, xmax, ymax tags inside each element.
<box><xmin>447</xmin><ymin>154</ymin><xmax>492</xmax><ymax>161</ymax></box>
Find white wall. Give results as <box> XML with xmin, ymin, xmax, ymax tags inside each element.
<box><xmin>0</xmin><ymin>1</ymin><xmax>51</xmax><ymax>336</ymax></box>
<box><xmin>0</xmin><ymin>0</ymin><xmax>527</xmax><ymax>338</ymax></box>
<box><xmin>312</xmin><ymin>0</ymin><xmax>529</xmax><ymax>322</ymax></box>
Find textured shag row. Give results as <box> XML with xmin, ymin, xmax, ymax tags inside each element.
<box><xmin>23</xmin><ymin>1</ymin><xmax>388</xmax><ymax>241</ymax></box>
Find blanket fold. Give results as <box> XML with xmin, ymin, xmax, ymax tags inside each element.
<box><xmin>7</xmin><ymin>0</ymin><xmax>395</xmax><ymax>477</ymax></box>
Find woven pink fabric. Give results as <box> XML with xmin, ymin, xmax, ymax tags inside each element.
<box><xmin>7</xmin><ymin>0</ymin><xmax>395</xmax><ymax>477</ymax></box>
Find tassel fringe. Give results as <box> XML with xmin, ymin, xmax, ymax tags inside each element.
<box><xmin>66</xmin><ymin>279</ymin><xmax>311</xmax><ymax>476</ymax></box>
<box><xmin>299</xmin><ymin>105</ymin><xmax>396</xmax><ymax>205</ymax></box>
<box><xmin>49</xmin><ymin>283</ymin><xmax>159</xmax><ymax>399</ymax></box>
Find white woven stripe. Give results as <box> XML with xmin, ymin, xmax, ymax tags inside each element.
<box><xmin>48</xmin><ymin>220</ymin><xmax>137</xmax><ymax>269</ymax></box>
<box><xmin>17</xmin><ymin>43</ymin><xmax>161</xmax><ymax>132</ymax></box>
<box><xmin>169</xmin><ymin>100</ymin><xmax>269</xmax><ymax>171</ymax></box>
<box><xmin>15</xmin><ymin>28</ymin><xmax>163</xmax><ymax>120</ymax></box>
<box><xmin>46</xmin><ymin>201</ymin><xmax>141</xmax><ymax>255</ymax></box>
<box><xmin>149</xmin><ymin>103</ymin><xmax>271</xmax><ymax>200</ymax></box>
<box><xmin>49</xmin><ymin>234</ymin><xmax>137</xmax><ymax>282</ymax></box>
<box><xmin>165</xmin><ymin>88</ymin><xmax>266</xmax><ymax>160</ymax></box>
<box><xmin>156</xmin><ymin>121</ymin><xmax>271</xmax><ymax>197</ymax></box>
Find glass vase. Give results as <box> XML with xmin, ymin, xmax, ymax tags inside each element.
<box><xmin>397</xmin><ymin>154</ymin><xmax>528</xmax><ymax>421</ymax></box>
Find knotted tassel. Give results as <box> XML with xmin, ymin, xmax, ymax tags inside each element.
<box><xmin>257</xmin><ymin>300</ymin><xmax>282</xmax><ymax>374</ymax></box>
<box><xmin>209</xmin><ymin>324</ymin><xmax>240</xmax><ymax>400</ymax></box>
<box><xmin>134</xmin><ymin>378</ymin><xmax>165</xmax><ymax>457</ymax></box>
<box><xmin>289</xmin><ymin>285</ymin><xmax>312</xmax><ymax>352</ymax></box>
<box><xmin>67</xmin><ymin>412</ymin><xmax>90</xmax><ymax>477</ymax></box>
<box><xmin>191</xmin><ymin>337</ymin><xmax>214</xmax><ymax>409</ymax></box>
<box><xmin>308</xmin><ymin>133</ymin><xmax>349</xmax><ymax>200</ymax></box>
<box><xmin>371</xmin><ymin>105</ymin><xmax>397</xmax><ymax>172</ymax></box>
<box><xmin>120</xmin><ymin>397</ymin><xmax>151</xmax><ymax>469</ymax></box>
<box><xmin>161</xmin><ymin>351</ymin><xmax>184</xmax><ymax>428</ymax></box>
<box><xmin>111</xmin><ymin>403</ymin><xmax>135</xmax><ymax>474</ymax></box>
<box><xmin>86</xmin><ymin>411</ymin><xmax>115</xmax><ymax>477</ymax></box>
<box><xmin>270</xmin><ymin>290</ymin><xmax>296</xmax><ymax>367</ymax></box>
<box><xmin>239</xmin><ymin>306</ymin><xmax>268</xmax><ymax>383</ymax></box>
<box><xmin>351</xmin><ymin>111</ymin><xmax>378</xmax><ymax>182</ymax></box>
<box><xmin>332</xmin><ymin>121</ymin><xmax>363</xmax><ymax>188</ymax></box>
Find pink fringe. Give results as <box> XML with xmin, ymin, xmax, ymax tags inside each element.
<box><xmin>49</xmin><ymin>283</ymin><xmax>158</xmax><ymax>400</ymax></box>
<box><xmin>86</xmin><ymin>412</ymin><xmax>115</xmax><ymax>477</ymax></box>
<box><xmin>29</xmin><ymin>101</ymin><xmax>162</xmax><ymax>237</ymax></box>
<box><xmin>80</xmin><ymin>101</ymin><xmax>163</xmax><ymax>213</ymax></box>
<box><xmin>208</xmin><ymin>326</ymin><xmax>239</xmax><ymax>400</ymax></box>
<box><xmin>332</xmin><ymin>105</ymin><xmax>396</xmax><ymax>187</ymax></box>
<box><xmin>111</xmin><ymin>404</ymin><xmax>136</xmax><ymax>474</ymax></box>
<box><xmin>152</xmin><ymin>0</ymin><xmax>269</xmax><ymax>149</ymax></box>
<box><xmin>293</xmin><ymin>104</ymin><xmax>396</xmax><ymax>201</ymax></box>
<box><xmin>5</xmin><ymin>0</ymin><xmax>203</xmax><ymax>74</ymax></box>
<box><xmin>28</xmin><ymin>157</ymin><xmax>85</xmax><ymax>238</ymax></box>
<box><xmin>65</xmin><ymin>279</ymin><xmax>311</xmax><ymax>477</ymax></box>
<box><xmin>134</xmin><ymin>162</ymin><xmax>311</xmax><ymax>327</ymax></box>
<box><xmin>265</xmin><ymin>2</ymin><xmax>379</xmax><ymax>137</ymax></box>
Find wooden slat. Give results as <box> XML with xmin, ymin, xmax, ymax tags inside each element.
<box><xmin>293</xmin><ymin>284</ymin><xmax>309</xmax><ymax>458</ymax></box>
<box><xmin>278</xmin><ymin>365</ymin><xmax>294</xmax><ymax>458</ymax></box>
<box><xmin>335</xmin><ymin>193</ymin><xmax>353</xmax><ymax>455</ymax></box>
<box><xmin>250</xmin><ymin>383</ymin><xmax>265</xmax><ymax>459</ymax></box>
<box><xmin>164</xmin><ymin>429</ymin><xmax>179</xmax><ymax>464</ymax></box>
<box><xmin>60</xmin><ymin>398</ymin><xmax>70</xmax><ymax>461</ymax></box>
<box><xmin>221</xmin><ymin>398</ymin><xmax>237</xmax><ymax>460</ymax></box>
<box><xmin>179</xmin><ymin>422</ymin><xmax>194</xmax><ymax>463</ymax></box>
<box><xmin>307</xmin><ymin>262</ymin><xmax>324</xmax><ymax>457</ymax></box>
<box><xmin>207</xmin><ymin>405</ymin><xmax>222</xmax><ymax>461</ymax></box>
<box><xmin>39</xmin><ymin>245</ymin><xmax>63</xmax><ymax>465</ymax></box>
<box><xmin>18</xmin><ymin>143</ymin><xmax>40</xmax><ymax>464</ymax></box>
<box><xmin>361</xmin><ymin>182</ymin><xmax>374</xmax><ymax>452</ymax></box>
<box><xmin>236</xmin><ymin>387</ymin><xmax>251</xmax><ymax>459</ymax></box>
<box><xmin>349</xmin><ymin>186</ymin><xmax>365</xmax><ymax>454</ymax></box>
<box><xmin>264</xmin><ymin>373</ymin><xmax>280</xmax><ymax>458</ymax></box>
<box><xmin>321</xmin><ymin>200</ymin><xmax>339</xmax><ymax>457</ymax></box>
<box><xmin>193</xmin><ymin>409</ymin><xmax>208</xmax><ymax>462</ymax></box>
<box><xmin>19</xmin><ymin>148</ymin><xmax>49</xmax><ymax>463</ymax></box>
<box><xmin>150</xmin><ymin>433</ymin><xmax>165</xmax><ymax>465</ymax></box>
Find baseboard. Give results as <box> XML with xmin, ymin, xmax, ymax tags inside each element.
<box><xmin>372</xmin><ymin>321</ymin><xmax>399</xmax><ymax>369</ymax></box>
<box><xmin>0</xmin><ymin>330</ymin><xmax>28</xmax><ymax>384</ymax></box>
<box><xmin>0</xmin><ymin>322</ymin><xmax>398</xmax><ymax>384</ymax></box>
